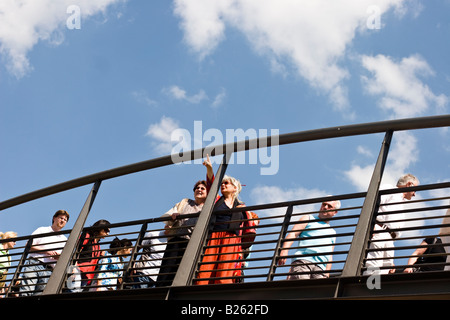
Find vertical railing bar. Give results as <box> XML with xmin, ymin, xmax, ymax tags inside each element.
<box><xmin>168</xmin><ymin>153</ymin><xmax>232</xmax><ymax>294</ymax></box>
<box><xmin>5</xmin><ymin>238</ymin><xmax>33</xmax><ymax>297</ymax></box>
<box><xmin>340</xmin><ymin>131</ymin><xmax>393</xmax><ymax>279</ymax></box>
<box><xmin>120</xmin><ymin>222</ymin><xmax>148</xmax><ymax>290</ymax></box>
<box><xmin>266</xmin><ymin>205</ymin><xmax>294</xmax><ymax>282</ymax></box>
<box><xmin>43</xmin><ymin>180</ymin><xmax>102</xmax><ymax>295</ymax></box>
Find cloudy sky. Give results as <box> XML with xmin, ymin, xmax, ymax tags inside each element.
<box><xmin>0</xmin><ymin>0</ymin><xmax>449</xmax><ymax>247</ymax></box>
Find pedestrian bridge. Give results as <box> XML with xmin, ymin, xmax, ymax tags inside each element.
<box><xmin>1</xmin><ymin>115</ymin><xmax>450</xmax><ymax>300</ymax></box>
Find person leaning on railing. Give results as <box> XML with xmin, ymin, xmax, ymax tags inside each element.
<box><xmin>76</xmin><ymin>219</ymin><xmax>110</xmax><ymax>289</ymax></box>
<box><xmin>18</xmin><ymin>210</ymin><xmax>70</xmax><ymax>296</ymax></box>
<box><xmin>132</xmin><ymin>230</ymin><xmax>167</xmax><ymax>288</ymax></box>
<box><xmin>363</xmin><ymin>173</ymin><xmax>420</xmax><ymax>275</ymax></box>
<box><xmin>277</xmin><ymin>200</ymin><xmax>340</xmax><ymax>279</ymax></box>
<box><xmin>155</xmin><ymin>178</ymin><xmax>209</xmax><ymax>287</ymax></box>
<box><xmin>439</xmin><ymin>207</ymin><xmax>450</xmax><ymax>271</ymax></box>
<box><xmin>91</xmin><ymin>237</ymin><xmax>132</xmax><ymax>291</ymax></box>
<box><xmin>400</xmin><ymin>236</ymin><xmax>446</xmax><ymax>273</ymax></box>
<box><xmin>0</xmin><ymin>231</ymin><xmax>17</xmax><ymax>295</ymax></box>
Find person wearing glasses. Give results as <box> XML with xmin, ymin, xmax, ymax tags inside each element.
<box><xmin>76</xmin><ymin>219</ymin><xmax>111</xmax><ymax>290</ymax></box>
<box><xmin>195</xmin><ymin>155</ymin><xmax>249</xmax><ymax>285</ymax></box>
<box><xmin>278</xmin><ymin>200</ymin><xmax>340</xmax><ymax>279</ymax></box>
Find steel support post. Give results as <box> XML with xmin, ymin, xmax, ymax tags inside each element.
<box><xmin>266</xmin><ymin>205</ymin><xmax>293</xmax><ymax>281</ymax></box>
<box><xmin>169</xmin><ymin>153</ymin><xmax>232</xmax><ymax>291</ymax></box>
<box><xmin>340</xmin><ymin>131</ymin><xmax>393</xmax><ymax>278</ymax></box>
<box><xmin>119</xmin><ymin>222</ymin><xmax>148</xmax><ymax>290</ymax></box>
<box><xmin>43</xmin><ymin>180</ymin><xmax>101</xmax><ymax>295</ymax></box>
<box><xmin>6</xmin><ymin>237</ymin><xmax>33</xmax><ymax>297</ymax></box>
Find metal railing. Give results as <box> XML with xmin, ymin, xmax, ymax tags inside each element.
<box><xmin>0</xmin><ymin>115</ymin><xmax>449</xmax><ymax>299</ymax></box>
<box><xmin>1</xmin><ymin>186</ymin><xmax>449</xmax><ymax>297</ymax></box>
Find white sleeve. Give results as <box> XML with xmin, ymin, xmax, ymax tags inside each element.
<box><xmin>377</xmin><ymin>192</ymin><xmax>405</xmax><ymax>237</ymax></box>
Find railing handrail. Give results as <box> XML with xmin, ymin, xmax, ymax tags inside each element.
<box><xmin>0</xmin><ymin>181</ymin><xmax>449</xmax><ymax>298</ymax></box>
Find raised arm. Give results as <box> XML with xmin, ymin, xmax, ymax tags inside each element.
<box><xmin>277</xmin><ymin>215</ymin><xmax>310</xmax><ymax>265</ymax></box>
<box><xmin>203</xmin><ymin>154</ymin><xmax>214</xmax><ymax>191</ymax></box>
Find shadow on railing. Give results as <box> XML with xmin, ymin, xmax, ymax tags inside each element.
<box><xmin>0</xmin><ymin>115</ymin><xmax>449</xmax><ymax>299</ymax></box>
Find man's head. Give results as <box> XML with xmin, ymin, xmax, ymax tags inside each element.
<box><xmin>397</xmin><ymin>173</ymin><xmax>420</xmax><ymax>200</ymax></box>
<box><xmin>318</xmin><ymin>199</ymin><xmax>341</xmax><ymax>221</ymax></box>
<box><xmin>52</xmin><ymin>210</ymin><xmax>69</xmax><ymax>230</ymax></box>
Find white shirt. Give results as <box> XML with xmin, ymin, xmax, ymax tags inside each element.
<box><xmin>29</xmin><ymin>226</ymin><xmax>68</xmax><ymax>266</ymax></box>
<box><xmin>439</xmin><ymin>208</ymin><xmax>450</xmax><ymax>271</ymax></box>
<box><xmin>133</xmin><ymin>230</ymin><xmax>167</xmax><ymax>281</ymax></box>
<box><xmin>377</xmin><ymin>184</ymin><xmax>406</xmax><ymax>238</ymax></box>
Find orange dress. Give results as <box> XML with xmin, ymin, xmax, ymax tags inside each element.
<box><xmin>195</xmin><ymin>197</ymin><xmax>244</xmax><ymax>285</ymax></box>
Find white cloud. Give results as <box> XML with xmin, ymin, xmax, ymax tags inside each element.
<box><xmin>344</xmin><ymin>131</ymin><xmax>419</xmax><ymax>190</ymax></box>
<box><xmin>131</xmin><ymin>90</ymin><xmax>157</xmax><ymax>107</ymax></box>
<box><xmin>163</xmin><ymin>85</ymin><xmax>208</xmax><ymax>104</ymax></box>
<box><xmin>343</xmin><ymin>164</ymin><xmax>375</xmax><ymax>191</ymax></box>
<box><xmin>163</xmin><ymin>85</ymin><xmax>226</xmax><ymax>108</ymax></box>
<box><xmin>357</xmin><ymin>145</ymin><xmax>374</xmax><ymax>158</ymax></box>
<box><xmin>346</xmin><ymin>54</ymin><xmax>447</xmax><ymax>191</ymax></box>
<box><xmin>0</xmin><ymin>0</ymin><xmax>124</xmax><ymax>78</ymax></box>
<box><xmin>211</xmin><ymin>87</ymin><xmax>226</xmax><ymax>108</ymax></box>
<box><xmin>361</xmin><ymin>54</ymin><xmax>449</xmax><ymax>118</ymax></box>
<box><xmin>344</xmin><ymin>131</ymin><xmax>433</xmax><ymax>245</ymax></box>
<box><xmin>384</xmin><ymin>131</ymin><xmax>419</xmax><ymax>181</ymax></box>
<box><xmin>173</xmin><ymin>0</ymin><xmax>413</xmax><ymax>116</ymax></box>
<box><xmin>145</xmin><ymin>116</ymin><xmax>181</xmax><ymax>154</ymax></box>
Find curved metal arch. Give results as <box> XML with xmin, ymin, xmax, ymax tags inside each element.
<box><xmin>1</xmin><ymin>115</ymin><xmax>449</xmax><ymax>211</ymax></box>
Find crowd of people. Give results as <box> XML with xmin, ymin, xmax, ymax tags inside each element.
<box><xmin>0</xmin><ymin>160</ymin><xmax>447</xmax><ymax>296</ymax></box>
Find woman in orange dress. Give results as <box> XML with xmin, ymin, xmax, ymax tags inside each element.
<box><xmin>195</xmin><ymin>156</ymin><xmax>246</xmax><ymax>285</ymax></box>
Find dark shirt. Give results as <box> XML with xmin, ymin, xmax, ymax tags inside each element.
<box><xmin>212</xmin><ymin>197</ymin><xmax>244</xmax><ymax>235</ymax></box>
<box><xmin>414</xmin><ymin>237</ymin><xmax>446</xmax><ymax>271</ymax></box>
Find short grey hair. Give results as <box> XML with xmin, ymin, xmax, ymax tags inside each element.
<box><xmin>396</xmin><ymin>173</ymin><xmax>419</xmax><ymax>187</ymax></box>
<box><xmin>332</xmin><ymin>200</ymin><xmax>341</xmax><ymax>210</ymax></box>
<box><xmin>325</xmin><ymin>196</ymin><xmax>341</xmax><ymax>210</ymax></box>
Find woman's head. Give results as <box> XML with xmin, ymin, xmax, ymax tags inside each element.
<box><xmin>193</xmin><ymin>180</ymin><xmax>208</xmax><ymax>203</ymax></box>
<box><xmin>220</xmin><ymin>175</ymin><xmax>242</xmax><ymax>200</ymax></box>
<box><xmin>109</xmin><ymin>237</ymin><xmax>133</xmax><ymax>255</ymax></box>
<box><xmin>0</xmin><ymin>231</ymin><xmax>18</xmax><ymax>250</ymax></box>
<box><xmin>91</xmin><ymin>219</ymin><xmax>111</xmax><ymax>238</ymax></box>
<box><xmin>193</xmin><ymin>180</ymin><xmax>207</xmax><ymax>192</ymax></box>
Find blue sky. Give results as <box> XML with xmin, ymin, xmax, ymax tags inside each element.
<box><xmin>0</xmin><ymin>0</ymin><xmax>449</xmax><ymax>247</ymax></box>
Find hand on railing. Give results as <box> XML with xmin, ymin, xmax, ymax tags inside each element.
<box><xmin>277</xmin><ymin>249</ymin><xmax>288</xmax><ymax>266</ymax></box>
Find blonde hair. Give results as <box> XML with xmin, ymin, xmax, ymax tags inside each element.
<box><xmin>222</xmin><ymin>175</ymin><xmax>242</xmax><ymax>201</ymax></box>
<box><xmin>0</xmin><ymin>231</ymin><xmax>17</xmax><ymax>240</ymax></box>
